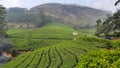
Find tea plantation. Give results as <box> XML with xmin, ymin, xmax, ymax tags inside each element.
<box><xmin>1</xmin><ymin>22</ymin><xmax>119</xmax><ymax>68</ymax></box>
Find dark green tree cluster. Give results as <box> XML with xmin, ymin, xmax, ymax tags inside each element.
<box><xmin>6</xmin><ymin>7</ymin><xmax>36</xmax><ymax>23</ymax></box>
<box><xmin>6</xmin><ymin>7</ymin><xmax>52</xmax><ymax>27</ymax></box>
<box><xmin>35</xmin><ymin>9</ymin><xmax>52</xmax><ymax>27</ymax></box>
<box><xmin>0</xmin><ymin>5</ymin><xmax>7</xmax><ymax>39</ymax></box>
<box><xmin>95</xmin><ymin>0</ymin><xmax>120</xmax><ymax>37</ymax></box>
<box><xmin>0</xmin><ymin>5</ymin><xmax>13</xmax><ymax>56</ymax></box>
<box><xmin>115</xmin><ymin>0</ymin><xmax>120</xmax><ymax>6</ymax></box>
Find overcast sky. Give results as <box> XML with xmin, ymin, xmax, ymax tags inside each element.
<box><xmin>0</xmin><ymin>0</ymin><xmax>118</xmax><ymax>12</ymax></box>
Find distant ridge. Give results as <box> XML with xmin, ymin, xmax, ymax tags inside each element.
<box><xmin>6</xmin><ymin>3</ymin><xmax>109</xmax><ymax>28</ymax></box>
<box><xmin>30</xmin><ymin>3</ymin><xmax>109</xmax><ymax>28</ymax></box>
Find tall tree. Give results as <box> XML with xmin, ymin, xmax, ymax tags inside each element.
<box><xmin>95</xmin><ymin>19</ymin><xmax>102</xmax><ymax>36</ymax></box>
<box><xmin>36</xmin><ymin>9</ymin><xmax>52</xmax><ymax>27</ymax></box>
<box><xmin>115</xmin><ymin>0</ymin><xmax>120</xmax><ymax>6</ymax></box>
<box><xmin>95</xmin><ymin>1</ymin><xmax>120</xmax><ymax>37</ymax></box>
<box><xmin>0</xmin><ymin>5</ymin><xmax>7</xmax><ymax>39</ymax></box>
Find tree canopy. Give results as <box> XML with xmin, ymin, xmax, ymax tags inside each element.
<box><xmin>0</xmin><ymin>5</ymin><xmax>7</xmax><ymax>38</ymax></box>
<box><xmin>115</xmin><ymin>0</ymin><xmax>120</xmax><ymax>6</ymax></box>
<box><xmin>95</xmin><ymin>1</ymin><xmax>120</xmax><ymax>37</ymax></box>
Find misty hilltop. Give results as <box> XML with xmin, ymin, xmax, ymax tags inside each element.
<box><xmin>6</xmin><ymin>3</ymin><xmax>109</xmax><ymax>28</ymax></box>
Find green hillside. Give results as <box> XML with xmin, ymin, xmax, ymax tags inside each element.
<box><xmin>0</xmin><ymin>22</ymin><xmax>111</xmax><ymax>68</ymax></box>
<box><xmin>1</xmin><ymin>1</ymin><xmax>120</xmax><ymax>68</ymax></box>
<box><xmin>1</xmin><ymin>40</ymin><xmax>106</xmax><ymax>68</ymax></box>
<box><xmin>7</xmin><ymin>22</ymin><xmax>82</xmax><ymax>50</ymax></box>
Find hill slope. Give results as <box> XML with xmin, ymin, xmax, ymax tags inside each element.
<box><xmin>30</xmin><ymin>3</ymin><xmax>109</xmax><ymax>27</ymax></box>
<box><xmin>2</xmin><ymin>22</ymin><xmax>110</xmax><ymax>68</ymax></box>
<box><xmin>7</xmin><ymin>22</ymin><xmax>81</xmax><ymax>50</ymax></box>
<box><xmin>1</xmin><ymin>39</ymin><xmax>106</xmax><ymax>68</ymax></box>
<box><xmin>6</xmin><ymin>3</ymin><xmax>109</xmax><ymax>28</ymax></box>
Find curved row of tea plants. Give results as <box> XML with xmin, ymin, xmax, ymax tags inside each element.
<box><xmin>7</xmin><ymin>23</ymin><xmax>83</xmax><ymax>50</ymax></box>
<box><xmin>1</xmin><ymin>40</ymin><xmax>105</xmax><ymax>68</ymax></box>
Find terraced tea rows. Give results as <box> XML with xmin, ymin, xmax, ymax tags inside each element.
<box><xmin>1</xmin><ymin>40</ymin><xmax>105</xmax><ymax>68</ymax></box>
<box><xmin>8</xmin><ymin>22</ymin><xmax>79</xmax><ymax>40</ymax></box>
<box><xmin>4</xmin><ymin>22</ymin><xmax>107</xmax><ymax>68</ymax></box>
<box><xmin>7</xmin><ymin>23</ymin><xmax>82</xmax><ymax>50</ymax></box>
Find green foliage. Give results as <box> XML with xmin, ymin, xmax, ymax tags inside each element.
<box><xmin>95</xmin><ymin>19</ymin><xmax>102</xmax><ymax>36</ymax></box>
<box><xmin>110</xmin><ymin>39</ymin><xmax>120</xmax><ymax>48</ymax></box>
<box><xmin>7</xmin><ymin>28</ymin><xmax>28</xmax><ymax>34</ymax></box>
<box><xmin>95</xmin><ymin>10</ymin><xmax>120</xmax><ymax>37</ymax></box>
<box><xmin>5</xmin><ymin>22</ymin><xmax>119</xmax><ymax>68</ymax></box>
<box><xmin>78</xmin><ymin>49</ymin><xmax>120</xmax><ymax>68</ymax></box>
<box><xmin>78</xmin><ymin>28</ymin><xmax>96</xmax><ymax>35</ymax></box>
<box><xmin>95</xmin><ymin>0</ymin><xmax>120</xmax><ymax>36</ymax></box>
<box><xmin>7</xmin><ymin>22</ymin><xmax>80</xmax><ymax>50</ymax></box>
<box><xmin>82</xmin><ymin>36</ymin><xmax>109</xmax><ymax>44</ymax></box>
<box><xmin>0</xmin><ymin>5</ymin><xmax>7</xmax><ymax>38</ymax></box>
<box><xmin>6</xmin><ymin>7</ymin><xmax>36</xmax><ymax>23</ymax></box>
<box><xmin>1</xmin><ymin>39</ymin><xmax>106</xmax><ymax>68</ymax></box>
<box><xmin>4</xmin><ymin>22</ymin><xmax>109</xmax><ymax>68</ymax></box>
<box><xmin>35</xmin><ymin>9</ymin><xmax>52</xmax><ymax>27</ymax></box>
<box><xmin>6</xmin><ymin>8</ymin><xmax>52</xmax><ymax>27</ymax></box>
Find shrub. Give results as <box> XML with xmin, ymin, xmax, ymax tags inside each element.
<box><xmin>78</xmin><ymin>49</ymin><xmax>120</xmax><ymax>68</ymax></box>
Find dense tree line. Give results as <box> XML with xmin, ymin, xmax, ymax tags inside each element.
<box><xmin>0</xmin><ymin>5</ymin><xmax>7</xmax><ymax>39</ymax></box>
<box><xmin>95</xmin><ymin>0</ymin><xmax>120</xmax><ymax>37</ymax></box>
<box><xmin>0</xmin><ymin>5</ymin><xmax>13</xmax><ymax>56</ymax></box>
<box><xmin>6</xmin><ymin>7</ymin><xmax>52</xmax><ymax>27</ymax></box>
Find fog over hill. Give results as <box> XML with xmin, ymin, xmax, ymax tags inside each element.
<box><xmin>6</xmin><ymin>3</ymin><xmax>109</xmax><ymax>28</ymax></box>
